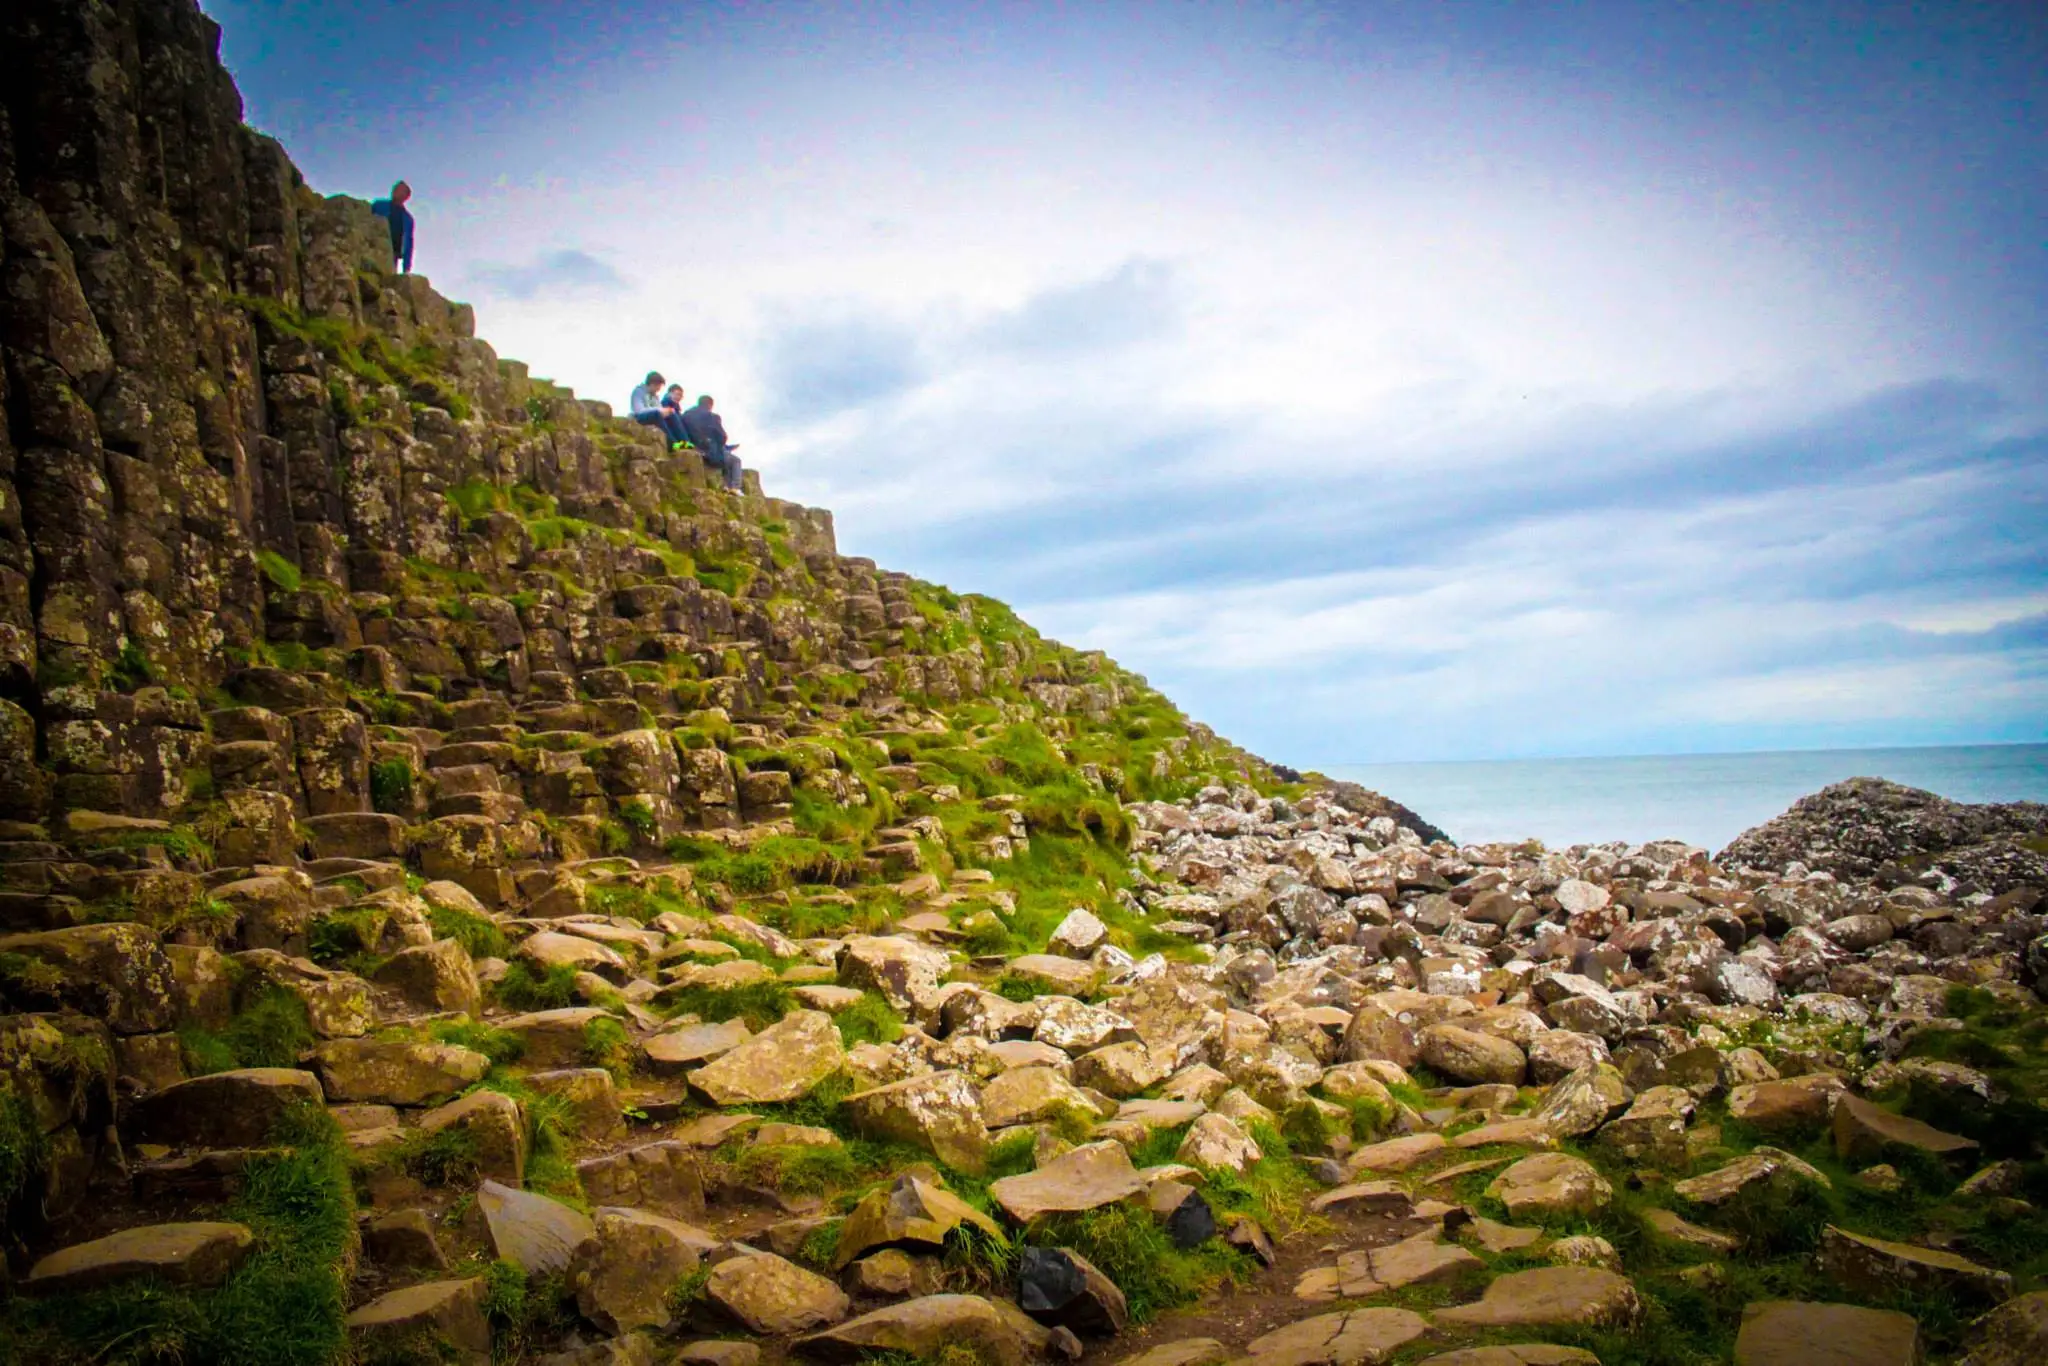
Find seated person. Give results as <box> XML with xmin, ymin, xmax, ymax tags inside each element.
<box><xmin>678</xmin><ymin>395</ymin><xmax>743</xmax><ymax>494</ymax></box>
<box><xmin>628</xmin><ymin>371</ymin><xmax>688</xmax><ymax>447</ymax></box>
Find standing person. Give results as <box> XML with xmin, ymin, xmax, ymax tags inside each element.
<box><xmin>629</xmin><ymin>371</ymin><xmax>690</xmax><ymax>448</ymax></box>
<box><xmin>370</xmin><ymin>180</ymin><xmax>415</xmax><ymax>274</ymax></box>
<box><xmin>679</xmin><ymin>395</ymin><xmax>743</xmax><ymax>494</ymax></box>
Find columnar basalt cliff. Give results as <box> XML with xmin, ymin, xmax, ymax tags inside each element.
<box><xmin>2</xmin><ymin>5</ymin><xmax>2046</xmax><ymax>1366</ymax></box>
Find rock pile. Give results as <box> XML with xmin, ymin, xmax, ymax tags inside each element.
<box><xmin>0</xmin><ymin>3</ymin><xmax>2044</xmax><ymax>1365</ymax></box>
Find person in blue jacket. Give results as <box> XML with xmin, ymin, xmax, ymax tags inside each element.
<box><xmin>679</xmin><ymin>395</ymin><xmax>744</xmax><ymax>494</ymax></box>
<box><xmin>629</xmin><ymin>372</ymin><xmax>689</xmax><ymax>448</ymax></box>
<box><xmin>370</xmin><ymin>181</ymin><xmax>415</xmax><ymax>274</ymax></box>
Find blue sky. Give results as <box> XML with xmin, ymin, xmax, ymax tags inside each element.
<box><xmin>206</xmin><ymin>0</ymin><xmax>2047</xmax><ymax>765</ymax></box>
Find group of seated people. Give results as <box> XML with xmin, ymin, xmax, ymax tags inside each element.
<box><xmin>629</xmin><ymin>372</ymin><xmax>743</xmax><ymax>493</ymax></box>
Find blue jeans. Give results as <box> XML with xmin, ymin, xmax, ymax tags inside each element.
<box><xmin>634</xmin><ymin>408</ymin><xmax>687</xmax><ymax>446</ymax></box>
<box><xmin>701</xmin><ymin>447</ymin><xmax>743</xmax><ymax>491</ymax></box>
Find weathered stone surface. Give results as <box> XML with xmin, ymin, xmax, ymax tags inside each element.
<box><xmin>706</xmin><ymin>1252</ymin><xmax>850</xmax><ymax>1334</ymax></box>
<box><xmin>845</xmin><ymin>1070</ymin><xmax>992</xmax><ymax>1173</ymax></box>
<box><xmin>1957</xmin><ymin>1290</ymin><xmax>2048</xmax><ymax>1366</ymax></box>
<box><xmin>1345</xmin><ymin>1133</ymin><xmax>1445</xmax><ymax>1174</ymax></box>
<box><xmin>363</xmin><ymin>1209</ymin><xmax>449</xmax><ymax>1270</ymax></box>
<box><xmin>836</xmin><ymin>935</ymin><xmax>951</xmax><ymax>1013</ymax></box>
<box><xmin>989</xmin><ymin>1140</ymin><xmax>1148</xmax><ymax>1223</ymax></box>
<box><xmin>1727</xmin><ymin>1075</ymin><xmax>1846</xmax><ymax>1133</ymax></box>
<box><xmin>417</xmin><ymin>1089</ymin><xmax>526</xmax><ymax>1184</ymax></box>
<box><xmin>129</xmin><ymin>1068</ymin><xmax>325</xmax><ymax>1147</ymax></box>
<box><xmin>1531</xmin><ymin>1063</ymin><xmax>1630</xmax><ymax>1138</ymax></box>
<box><xmin>1238</xmin><ymin>1308</ymin><xmax>1430</xmax><ymax>1365</ymax></box>
<box><xmin>1833</xmin><ymin>1093</ymin><xmax>1979</xmax><ymax>1165</ymax></box>
<box><xmin>1732</xmin><ymin>1300</ymin><xmax>1920</xmax><ymax>1366</ymax></box>
<box><xmin>569</xmin><ymin>1206</ymin><xmax>704</xmax><ymax>1333</ymax></box>
<box><xmin>1418</xmin><ymin>1025</ymin><xmax>1525</xmax><ymax>1085</ymax></box>
<box><xmin>1486</xmin><ymin>1153</ymin><xmax>1613</xmax><ymax>1220</ymax></box>
<box><xmin>27</xmin><ymin>1222</ymin><xmax>254</xmax><ymax>1294</ymax></box>
<box><xmin>689</xmin><ymin>1010</ymin><xmax>843</xmax><ymax>1105</ymax></box>
<box><xmin>347</xmin><ymin>1278</ymin><xmax>493</xmax><ymax>1366</ymax></box>
<box><xmin>1818</xmin><ymin>1225</ymin><xmax>2013</xmax><ymax>1303</ymax></box>
<box><xmin>1414</xmin><ymin>1350</ymin><xmax>1596</xmax><ymax>1366</ymax></box>
<box><xmin>832</xmin><ymin>1173</ymin><xmax>1005</xmax><ymax>1269</ymax></box>
<box><xmin>477</xmin><ymin>1180</ymin><xmax>596</xmax><ymax>1277</ymax></box>
<box><xmin>795</xmin><ymin>1294</ymin><xmax>1036</xmax><ymax>1366</ymax></box>
<box><xmin>373</xmin><ymin>939</ymin><xmax>483</xmax><ymax>1016</ymax></box>
<box><xmin>312</xmin><ymin>1038</ymin><xmax>489</xmax><ymax>1105</ymax></box>
<box><xmin>0</xmin><ymin>924</ymin><xmax>177</xmax><ymax>1033</ymax></box>
<box><xmin>1432</xmin><ymin>1267</ymin><xmax>1640</xmax><ymax>1330</ymax></box>
<box><xmin>1016</xmin><ymin>1246</ymin><xmax>1129</xmax><ymax>1335</ymax></box>
<box><xmin>1672</xmin><ymin>1147</ymin><xmax>1831</xmax><ymax>1205</ymax></box>
<box><xmin>1176</xmin><ymin>1112</ymin><xmax>1262</xmax><ymax>1174</ymax></box>
<box><xmin>645</xmin><ymin>1019</ymin><xmax>752</xmax><ymax>1074</ymax></box>
<box><xmin>576</xmin><ymin>1141</ymin><xmax>707</xmax><ymax>1216</ymax></box>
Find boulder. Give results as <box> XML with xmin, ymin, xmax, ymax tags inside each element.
<box><xmin>980</xmin><ymin>1065</ymin><xmax>1101</xmax><ymax>1129</ymax></box>
<box><xmin>417</xmin><ymin>1089</ymin><xmax>526</xmax><ymax>1184</ymax></box>
<box><xmin>576</xmin><ymin>1141</ymin><xmax>707</xmax><ymax>1216</ymax></box>
<box><xmin>520</xmin><ymin>931</ymin><xmax>630</xmax><ymax>983</ymax></box>
<box><xmin>346</xmin><ymin>1278</ymin><xmax>493</xmax><ymax>1366</ymax></box>
<box><xmin>311</xmin><ymin>1038</ymin><xmax>489</xmax><ymax>1105</ymax></box>
<box><xmin>1047</xmin><ymin>909</ymin><xmax>1108</xmax><ymax>958</ymax></box>
<box><xmin>1832</xmin><ymin>1093</ymin><xmax>1979</xmax><ymax>1165</ymax></box>
<box><xmin>1016</xmin><ymin>1246</ymin><xmax>1129</xmax><ymax>1334</ymax></box>
<box><xmin>1531</xmin><ymin>1064</ymin><xmax>1629</xmax><ymax>1138</ymax></box>
<box><xmin>1176</xmin><ymin>1113</ymin><xmax>1262</xmax><ymax>1174</ymax></box>
<box><xmin>1957</xmin><ymin>1290</ymin><xmax>2048</xmax><ymax>1366</ymax></box>
<box><xmin>26</xmin><ymin>1222</ymin><xmax>254</xmax><ymax>1294</ymax></box>
<box><xmin>689</xmin><ymin>1010</ymin><xmax>844</xmax><ymax>1105</ymax></box>
<box><xmin>1418</xmin><ymin>1025</ymin><xmax>1525</xmax><ymax>1086</ymax></box>
<box><xmin>477</xmin><ymin>1179</ymin><xmax>596</xmax><ymax>1277</ymax></box>
<box><xmin>569</xmin><ymin>1206</ymin><xmax>705</xmax><ymax>1333</ymax></box>
<box><xmin>1818</xmin><ymin>1225</ymin><xmax>2013</xmax><ymax>1304</ymax></box>
<box><xmin>831</xmin><ymin>1173</ymin><xmax>1005</xmax><ymax>1269</ymax></box>
<box><xmin>645</xmin><ymin>1019</ymin><xmax>752</xmax><ymax>1074</ymax></box>
<box><xmin>1486</xmin><ymin>1154</ymin><xmax>1613</xmax><ymax>1220</ymax></box>
<box><xmin>1672</xmin><ymin>1147</ymin><xmax>1831</xmax><ymax>1205</ymax></box>
<box><xmin>0</xmin><ymin>923</ymin><xmax>177</xmax><ymax>1033</ymax></box>
<box><xmin>706</xmin><ymin>1252</ymin><xmax>850</xmax><ymax>1334</ymax></box>
<box><xmin>844</xmin><ymin>1070</ymin><xmax>992</xmax><ymax>1173</ymax></box>
<box><xmin>1237</xmin><ymin>1308</ymin><xmax>1430</xmax><ymax>1365</ymax></box>
<box><xmin>373</xmin><ymin>939</ymin><xmax>483</xmax><ymax>1016</ymax></box>
<box><xmin>836</xmin><ymin>936</ymin><xmax>951</xmax><ymax>1013</ymax></box>
<box><xmin>1433</xmin><ymin>1267</ymin><xmax>1641</xmax><ymax>1330</ymax></box>
<box><xmin>1073</xmin><ymin>1042</ymin><xmax>1168</xmax><ymax>1097</ymax></box>
<box><xmin>989</xmin><ymin>1140</ymin><xmax>1148</xmax><ymax>1224</ymax></box>
<box><xmin>1733</xmin><ymin>1300</ymin><xmax>1920</xmax><ymax>1366</ymax></box>
<box><xmin>795</xmin><ymin>1294</ymin><xmax>1038</xmax><ymax>1366</ymax></box>
<box><xmin>129</xmin><ymin>1068</ymin><xmax>325</xmax><ymax>1147</ymax></box>
<box><xmin>501</xmin><ymin>1007</ymin><xmax>616</xmax><ymax>1069</ymax></box>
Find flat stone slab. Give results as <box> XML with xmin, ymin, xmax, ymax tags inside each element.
<box><xmin>1307</xmin><ymin>1180</ymin><xmax>1413</xmax><ymax>1217</ymax></box>
<box><xmin>1833</xmin><ymin>1093</ymin><xmax>1979</xmax><ymax>1164</ymax></box>
<box><xmin>346</xmin><ymin>1277</ymin><xmax>492</xmax><ymax>1366</ymax></box>
<box><xmin>1116</xmin><ymin>1340</ymin><xmax>1230</xmax><ymax>1366</ymax></box>
<box><xmin>1432</xmin><ymin>1267</ymin><xmax>1640</xmax><ymax>1330</ymax></box>
<box><xmin>1344</xmin><ymin>1133</ymin><xmax>1446</xmax><ymax>1174</ymax></box>
<box><xmin>1818</xmin><ymin>1225</ymin><xmax>2013</xmax><ymax>1304</ymax></box>
<box><xmin>689</xmin><ymin>1010</ymin><xmax>844</xmax><ymax>1106</ymax></box>
<box><xmin>1733</xmin><ymin>1300</ymin><xmax>1920</xmax><ymax>1366</ymax></box>
<box><xmin>1417</xmin><ymin>1350</ymin><xmax>1597</xmax><ymax>1366</ymax></box>
<box><xmin>128</xmin><ymin>1068</ymin><xmax>324</xmax><ymax>1148</ymax></box>
<box><xmin>794</xmin><ymin>1293</ymin><xmax>1036</xmax><ymax>1366</ymax></box>
<box><xmin>28</xmin><ymin>1222</ymin><xmax>254</xmax><ymax>1294</ymax></box>
<box><xmin>1240</xmin><ymin>1308</ymin><xmax>1430</xmax><ymax>1366</ymax></box>
<box><xmin>478</xmin><ymin>1179</ymin><xmax>596</xmax><ymax>1277</ymax></box>
<box><xmin>990</xmin><ymin>1140</ymin><xmax>1148</xmax><ymax>1223</ymax></box>
<box><xmin>708</xmin><ymin>1252</ymin><xmax>850</xmax><ymax>1335</ymax></box>
<box><xmin>644</xmin><ymin>1019</ymin><xmax>752</xmax><ymax>1073</ymax></box>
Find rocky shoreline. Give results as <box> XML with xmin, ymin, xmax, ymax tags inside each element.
<box><xmin>0</xmin><ymin>2</ymin><xmax>2045</xmax><ymax>1364</ymax></box>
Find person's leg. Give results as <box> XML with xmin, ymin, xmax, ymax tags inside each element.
<box><xmin>718</xmin><ymin>449</ymin><xmax>742</xmax><ymax>492</ymax></box>
<box><xmin>664</xmin><ymin>411</ymin><xmax>692</xmax><ymax>446</ymax></box>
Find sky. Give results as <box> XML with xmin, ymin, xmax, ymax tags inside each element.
<box><xmin>205</xmin><ymin>0</ymin><xmax>2047</xmax><ymax>767</ymax></box>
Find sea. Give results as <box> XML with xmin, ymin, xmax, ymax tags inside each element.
<box><xmin>1322</xmin><ymin>744</ymin><xmax>2048</xmax><ymax>854</ymax></box>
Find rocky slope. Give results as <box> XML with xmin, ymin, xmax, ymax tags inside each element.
<box><xmin>1</xmin><ymin>4</ymin><xmax>2045</xmax><ymax>1366</ymax></box>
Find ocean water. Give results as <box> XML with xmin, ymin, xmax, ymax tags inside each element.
<box><xmin>1323</xmin><ymin>744</ymin><xmax>2048</xmax><ymax>854</ymax></box>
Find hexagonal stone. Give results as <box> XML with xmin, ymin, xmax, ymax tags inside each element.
<box><xmin>1432</xmin><ymin>1268</ymin><xmax>1641</xmax><ymax>1330</ymax></box>
<box><xmin>129</xmin><ymin>1068</ymin><xmax>325</xmax><ymax>1148</ymax></box>
<box><xmin>26</xmin><ymin>1222</ymin><xmax>253</xmax><ymax>1293</ymax></box>
<box><xmin>1239</xmin><ymin>1308</ymin><xmax>1429</xmax><ymax>1365</ymax></box>
<box><xmin>346</xmin><ymin>1277</ymin><xmax>492</xmax><ymax>1366</ymax></box>
<box><xmin>1733</xmin><ymin>1300</ymin><xmax>1920</xmax><ymax>1366</ymax></box>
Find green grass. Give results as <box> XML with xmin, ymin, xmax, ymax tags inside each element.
<box><xmin>731</xmin><ymin>1142</ymin><xmax>859</xmax><ymax>1195</ymax></box>
<box><xmin>428</xmin><ymin>902</ymin><xmax>509</xmax><ymax>959</ymax></box>
<box><xmin>494</xmin><ymin>961</ymin><xmax>579</xmax><ymax>1011</ymax></box>
<box><xmin>657</xmin><ymin>979</ymin><xmax>795</xmax><ymax>1030</ymax></box>
<box><xmin>582</xmin><ymin>1016</ymin><xmax>632</xmax><ymax>1080</ymax></box>
<box><xmin>834</xmin><ymin>991</ymin><xmax>905</xmax><ymax>1047</ymax></box>
<box><xmin>1026</xmin><ymin>1203</ymin><xmax>1252</xmax><ymax>1322</ymax></box>
<box><xmin>4</xmin><ymin>1103</ymin><xmax>355</xmax><ymax>1366</ymax></box>
<box><xmin>428</xmin><ymin>1019</ymin><xmax>524</xmax><ymax>1067</ymax></box>
<box><xmin>368</xmin><ymin>758</ymin><xmax>415</xmax><ymax>815</ymax></box>
<box><xmin>179</xmin><ymin>986</ymin><xmax>315</xmax><ymax>1074</ymax></box>
<box><xmin>255</xmin><ymin>549</ymin><xmax>302</xmax><ymax>594</ymax></box>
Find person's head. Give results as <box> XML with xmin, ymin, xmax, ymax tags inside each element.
<box><xmin>644</xmin><ymin>371</ymin><xmax>664</xmax><ymax>389</ymax></box>
<box><xmin>664</xmin><ymin>384</ymin><xmax>683</xmax><ymax>401</ymax></box>
<box><xmin>391</xmin><ymin>180</ymin><xmax>412</xmax><ymax>205</ymax></box>
<box><xmin>695</xmin><ymin>395</ymin><xmax>714</xmax><ymax>410</ymax></box>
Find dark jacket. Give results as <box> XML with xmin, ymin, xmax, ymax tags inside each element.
<box><xmin>371</xmin><ymin>198</ymin><xmax>415</xmax><ymax>273</ymax></box>
<box><xmin>679</xmin><ymin>405</ymin><xmax>728</xmax><ymax>455</ymax></box>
